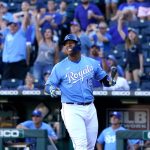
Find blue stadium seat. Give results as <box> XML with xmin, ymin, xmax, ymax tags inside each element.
<box><xmin>141</xmin><ymin>81</ymin><xmax>150</xmax><ymax>90</ymax></box>
<box><xmin>141</xmin><ymin>27</ymin><xmax>150</xmax><ymax>36</ymax></box>
<box><xmin>144</xmin><ymin>66</ymin><xmax>150</xmax><ymax>74</ymax></box>
<box><xmin>11</xmin><ymin>0</ymin><xmax>22</xmax><ymax>3</ymax></box>
<box><xmin>128</xmin><ymin>20</ymin><xmax>150</xmax><ymax>34</ymax></box>
<box><xmin>1</xmin><ymin>79</ymin><xmax>23</xmax><ymax>89</ymax></box>
<box><xmin>8</xmin><ymin>2</ymin><xmax>20</xmax><ymax>12</ymax></box>
<box><xmin>1</xmin><ymin>0</ymin><xmax>9</xmax><ymax>2</ymax></box>
<box><xmin>128</xmin><ymin>81</ymin><xmax>139</xmax><ymax>90</ymax></box>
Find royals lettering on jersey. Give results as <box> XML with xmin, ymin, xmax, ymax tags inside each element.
<box><xmin>45</xmin><ymin>56</ymin><xmax>107</xmax><ymax>102</ymax></box>
<box><xmin>105</xmin><ymin>135</ymin><xmax>116</xmax><ymax>143</ymax></box>
<box><xmin>66</xmin><ymin>65</ymin><xmax>93</xmax><ymax>84</ymax></box>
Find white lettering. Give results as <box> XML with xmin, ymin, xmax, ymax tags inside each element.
<box><xmin>147</xmin><ymin>132</ymin><xmax>150</xmax><ymax>139</ymax></box>
<box><xmin>135</xmin><ymin>112</ymin><xmax>146</xmax><ymax>123</ymax></box>
<box><xmin>22</xmin><ymin>90</ymin><xmax>41</xmax><ymax>95</ymax></box>
<box><xmin>0</xmin><ymin>90</ymin><xmax>18</xmax><ymax>95</ymax></box>
<box><xmin>105</xmin><ymin>135</ymin><xmax>116</xmax><ymax>143</ymax></box>
<box><xmin>0</xmin><ymin>130</ymin><xmax>19</xmax><ymax>137</ymax></box>
<box><xmin>111</xmin><ymin>91</ymin><xmax>130</xmax><ymax>96</ymax></box>
<box><xmin>66</xmin><ymin>65</ymin><xmax>93</xmax><ymax>83</ymax></box>
<box><xmin>134</xmin><ymin>91</ymin><xmax>150</xmax><ymax>96</ymax></box>
<box><xmin>124</xmin><ymin>111</ymin><xmax>134</xmax><ymax>123</ymax></box>
<box><xmin>93</xmin><ymin>91</ymin><xmax>108</xmax><ymax>95</ymax></box>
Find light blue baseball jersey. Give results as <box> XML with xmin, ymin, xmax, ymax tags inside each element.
<box><xmin>97</xmin><ymin>126</ymin><xmax>139</xmax><ymax>150</ymax></box>
<box><xmin>97</xmin><ymin>126</ymin><xmax>125</xmax><ymax>150</ymax></box>
<box><xmin>21</xmin><ymin>120</ymin><xmax>58</xmax><ymax>139</ymax></box>
<box><xmin>45</xmin><ymin>55</ymin><xmax>107</xmax><ymax>103</ymax></box>
<box><xmin>3</xmin><ymin>28</ymin><xmax>26</xmax><ymax>63</ymax></box>
<box><xmin>21</xmin><ymin>120</ymin><xmax>58</xmax><ymax>145</ymax></box>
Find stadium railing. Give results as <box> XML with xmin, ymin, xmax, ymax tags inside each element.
<box><xmin>0</xmin><ymin>129</ymin><xmax>48</xmax><ymax>150</ymax></box>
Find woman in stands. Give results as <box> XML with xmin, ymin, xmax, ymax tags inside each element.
<box><xmin>118</xmin><ymin>14</ymin><xmax>144</xmax><ymax>89</ymax></box>
<box><xmin>32</xmin><ymin>12</ymin><xmax>59</xmax><ymax>85</ymax></box>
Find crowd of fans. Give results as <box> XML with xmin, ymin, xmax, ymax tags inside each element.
<box><xmin>0</xmin><ymin>0</ymin><xmax>150</xmax><ymax>91</ymax></box>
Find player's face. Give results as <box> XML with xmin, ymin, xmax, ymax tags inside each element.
<box><xmin>32</xmin><ymin>115</ymin><xmax>42</xmax><ymax>124</ymax></box>
<box><xmin>64</xmin><ymin>40</ymin><xmax>76</xmax><ymax>55</ymax></box>
<box><xmin>9</xmin><ymin>23</ymin><xmax>19</xmax><ymax>34</ymax></box>
<box><xmin>110</xmin><ymin>116</ymin><xmax>120</xmax><ymax>125</ymax></box>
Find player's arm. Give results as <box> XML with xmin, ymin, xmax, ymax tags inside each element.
<box><xmin>97</xmin><ymin>132</ymin><xmax>104</xmax><ymax>150</ymax></box>
<box><xmin>96</xmin><ymin>143</ymin><xmax>103</xmax><ymax>150</ymax></box>
<box><xmin>44</xmin><ymin>65</ymin><xmax>60</xmax><ymax>97</ymax></box>
<box><xmin>16</xmin><ymin>124</ymin><xmax>29</xmax><ymax>129</ymax></box>
<box><xmin>100</xmin><ymin>66</ymin><xmax>117</xmax><ymax>87</ymax></box>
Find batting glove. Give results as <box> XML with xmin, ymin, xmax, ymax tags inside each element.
<box><xmin>111</xmin><ymin>79</ymin><xmax>116</xmax><ymax>86</ymax></box>
<box><xmin>50</xmin><ymin>86</ymin><xmax>57</xmax><ymax>98</ymax></box>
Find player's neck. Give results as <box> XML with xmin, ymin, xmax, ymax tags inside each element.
<box><xmin>35</xmin><ymin>122</ymin><xmax>42</xmax><ymax>128</ymax></box>
<box><xmin>111</xmin><ymin>124</ymin><xmax>120</xmax><ymax>130</ymax></box>
<box><xmin>68</xmin><ymin>53</ymin><xmax>81</xmax><ymax>62</ymax></box>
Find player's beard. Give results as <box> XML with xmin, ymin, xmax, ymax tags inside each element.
<box><xmin>67</xmin><ymin>46</ymin><xmax>80</xmax><ymax>56</ymax></box>
<box><xmin>69</xmin><ymin>50</ymin><xmax>80</xmax><ymax>57</ymax></box>
<box><xmin>111</xmin><ymin>123</ymin><xmax>120</xmax><ymax>125</ymax></box>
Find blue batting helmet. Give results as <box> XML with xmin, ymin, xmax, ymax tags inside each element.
<box><xmin>63</xmin><ymin>34</ymin><xmax>81</xmax><ymax>52</ymax></box>
<box><xmin>63</xmin><ymin>34</ymin><xmax>81</xmax><ymax>46</ymax></box>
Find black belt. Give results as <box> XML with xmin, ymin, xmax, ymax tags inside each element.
<box><xmin>65</xmin><ymin>101</ymin><xmax>92</xmax><ymax>105</ymax></box>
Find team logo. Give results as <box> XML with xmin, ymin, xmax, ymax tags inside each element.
<box><xmin>66</xmin><ymin>65</ymin><xmax>94</xmax><ymax>84</ymax></box>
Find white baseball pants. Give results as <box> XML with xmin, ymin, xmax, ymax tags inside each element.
<box><xmin>61</xmin><ymin>103</ymin><xmax>98</xmax><ymax>150</ymax></box>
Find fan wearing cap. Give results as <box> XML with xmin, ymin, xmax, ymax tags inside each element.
<box><xmin>97</xmin><ymin>111</ymin><xmax>139</xmax><ymax>150</ymax></box>
<box><xmin>16</xmin><ymin>109</ymin><xmax>58</xmax><ymax>147</ymax></box>
<box><xmin>118</xmin><ymin>22</ymin><xmax>144</xmax><ymax>89</ymax></box>
<box><xmin>0</xmin><ymin>2</ymin><xmax>13</xmax><ymax>23</ymax></box>
<box><xmin>2</xmin><ymin>11</ymin><xmax>30</xmax><ymax>81</ymax></box>
<box><xmin>70</xmin><ymin>20</ymin><xmax>92</xmax><ymax>56</ymax></box>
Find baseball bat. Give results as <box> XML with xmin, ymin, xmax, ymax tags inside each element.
<box><xmin>110</xmin><ymin>66</ymin><xmax>117</xmax><ymax>81</ymax></box>
<box><xmin>110</xmin><ymin>66</ymin><xmax>117</xmax><ymax>84</ymax></box>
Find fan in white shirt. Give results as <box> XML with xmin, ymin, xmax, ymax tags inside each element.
<box><xmin>103</xmin><ymin>73</ymin><xmax>130</xmax><ymax>91</ymax></box>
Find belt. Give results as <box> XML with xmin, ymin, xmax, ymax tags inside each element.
<box><xmin>65</xmin><ymin>101</ymin><xmax>92</xmax><ymax>105</ymax></box>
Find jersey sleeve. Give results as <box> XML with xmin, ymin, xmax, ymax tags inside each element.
<box><xmin>97</xmin><ymin>131</ymin><xmax>105</xmax><ymax>144</ymax></box>
<box><xmin>20</xmin><ymin>121</ymin><xmax>32</xmax><ymax>128</ymax></box>
<box><xmin>94</xmin><ymin>60</ymin><xmax>107</xmax><ymax>81</ymax></box>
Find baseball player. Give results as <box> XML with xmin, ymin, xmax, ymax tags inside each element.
<box><xmin>97</xmin><ymin>111</ymin><xmax>139</xmax><ymax>150</ymax></box>
<box><xmin>45</xmin><ymin>34</ymin><xmax>116</xmax><ymax>150</ymax></box>
<box><xmin>16</xmin><ymin>109</ymin><xmax>58</xmax><ymax>150</ymax></box>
